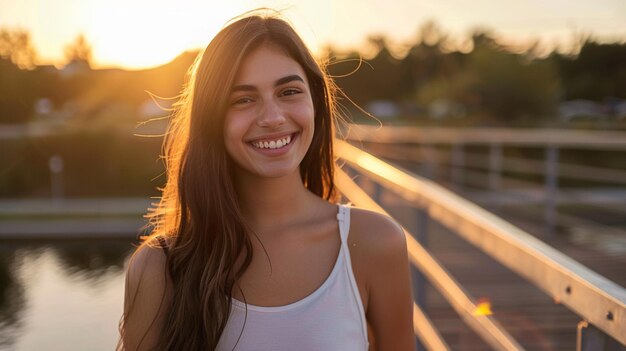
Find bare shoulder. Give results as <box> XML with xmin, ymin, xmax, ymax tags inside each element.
<box><xmin>348</xmin><ymin>207</ymin><xmax>416</xmax><ymax>350</ymax></box>
<box><xmin>125</xmin><ymin>237</ymin><xmax>172</xmax><ymax>310</ymax></box>
<box><xmin>347</xmin><ymin>206</ymin><xmax>408</xmax><ymax>290</ymax></box>
<box><xmin>122</xmin><ymin>237</ymin><xmax>172</xmax><ymax>350</ymax></box>
<box><xmin>348</xmin><ymin>207</ymin><xmax>407</xmax><ymax>256</ymax></box>
<box><xmin>127</xmin><ymin>238</ymin><xmax>169</xmax><ymax>287</ymax></box>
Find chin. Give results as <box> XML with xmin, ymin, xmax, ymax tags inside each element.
<box><xmin>254</xmin><ymin>166</ymin><xmax>299</xmax><ymax>179</ymax></box>
<box><xmin>235</xmin><ymin>159</ymin><xmax>299</xmax><ymax>178</ymax></box>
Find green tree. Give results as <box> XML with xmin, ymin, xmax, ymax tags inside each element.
<box><xmin>0</xmin><ymin>29</ymin><xmax>39</xmax><ymax>123</ymax></box>
<box><xmin>464</xmin><ymin>33</ymin><xmax>560</xmax><ymax>122</ymax></box>
<box><xmin>325</xmin><ymin>35</ymin><xmax>409</xmax><ymax>107</ymax></box>
<box><xmin>64</xmin><ymin>34</ymin><xmax>93</xmax><ymax>67</ymax></box>
<box><xmin>0</xmin><ymin>29</ymin><xmax>37</xmax><ymax>69</ymax></box>
<box><xmin>554</xmin><ymin>40</ymin><xmax>626</xmax><ymax>100</ymax></box>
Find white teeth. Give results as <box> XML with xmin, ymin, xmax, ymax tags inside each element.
<box><xmin>252</xmin><ymin>135</ymin><xmax>294</xmax><ymax>149</ymax></box>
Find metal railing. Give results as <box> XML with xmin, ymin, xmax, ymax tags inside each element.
<box><xmin>334</xmin><ymin>139</ymin><xmax>626</xmax><ymax>349</ymax></box>
<box><xmin>344</xmin><ymin>125</ymin><xmax>626</xmax><ymax>149</ymax></box>
<box><xmin>343</xmin><ymin>125</ymin><xmax>626</xmax><ymax>240</ymax></box>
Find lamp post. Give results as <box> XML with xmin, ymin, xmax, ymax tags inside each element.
<box><xmin>49</xmin><ymin>155</ymin><xmax>64</xmax><ymax>201</ymax></box>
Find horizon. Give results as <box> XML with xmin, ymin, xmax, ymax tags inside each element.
<box><xmin>1</xmin><ymin>0</ymin><xmax>625</xmax><ymax>70</ymax></box>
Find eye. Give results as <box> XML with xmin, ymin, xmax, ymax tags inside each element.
<box><xmin>281</xmin><ymin>88</ymin><xmax>302</xmax><ymax>97</ymax></box>
<box><xmin>232</xmin><ymin>96</ymin><xmax>255</xmax><ymax>105</ymax></box>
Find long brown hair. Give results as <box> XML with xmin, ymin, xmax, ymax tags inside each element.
<box><xmin>120</xmin><ymin>10</ymin><xmax>338</xmax><ymax>350</ymax></box>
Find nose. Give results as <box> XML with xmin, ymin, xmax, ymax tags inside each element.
<box><xmin>256</xmin><ymin>99</ymin><xmax>286</xmax><ymax>128</ymax></box>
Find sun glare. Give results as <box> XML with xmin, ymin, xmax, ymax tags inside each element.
<box><xmin>81</xmin><ymin>0</ymin><xmax>249</xmax><ymax>69</ymax></box>
<box><xmin>76</xmin><ymin>0</ymin><xmax>333</xmax><ymax>70</ymax></box>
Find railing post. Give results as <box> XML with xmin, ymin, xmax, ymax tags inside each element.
<box><xmin>577</xmin><ymin>321</ymin><xmax>625</xmax><ymax>351</ymax></box>
<box><xmin>356</xmin><ymin>176</ymin><xmax>384</xmax><ymax>206</ymax></box>
<box><xmin>372</xmin><ymin>181</ymin><xmax>382</xmax><ymax>205</ymax></box>
<box><xmin>420</xmin><ymin>144</ymin><xmax>436</xmax><ymax>180</ymax></box>
<box><xmin>545</xmin><ymin>146</ymin><xmax>559</xmax><ymax>236</ymax></box>
<box><xmin>49</xmin><ymin>155</ymin><xmax>64</xmax><ymax>202</ymax></box>
<box><xmin>489</xmin><ymin>143</ymin><xmax>502</xmax><ymax>190</ymax></box>
<box><xmin>413</xmin><ymin>206</ymin><xmax>429</xmax><ymax>351</ymax></box>
<box><xmin>451</xmin><ymin>143</ymin><xmax>465</xmax><ymax>188</ymax></box>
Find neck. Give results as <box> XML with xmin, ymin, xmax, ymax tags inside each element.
<box><xmin>235</xmin><ymin>168</ymin><xmax>318</xmax><ymax>230</ymax></box>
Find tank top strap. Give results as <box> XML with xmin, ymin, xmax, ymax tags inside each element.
<box><xmin>336</xmin><ymin>204</ymin><xmax>351</xmax><ymax>245</ymax></box>
<box><xmin>336</xmin><ymin>203</ymin><xmax>369</xmax><ymax>344</ymax></box>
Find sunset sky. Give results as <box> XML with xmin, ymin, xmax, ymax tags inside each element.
<box><xmin>1</xmin><ymin>0</ymin><xmax>625</xmax><ymax>70</ymax></box>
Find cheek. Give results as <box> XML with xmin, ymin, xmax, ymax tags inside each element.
<box><xmin>290</xmin><ymin>98</ymin><xmax>315</xmax><ymax>129</ymax></box>
<box><xmin>223</xmin><ymin>115</ymin><xmax>246</xmax><ymax>156</ymax></box>
<box><xmin>300</xmin><ymin>105</ymin><xmax>316</xmax><ymax>145</ymax></box>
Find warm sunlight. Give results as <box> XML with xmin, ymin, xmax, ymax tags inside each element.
<box><xmin>2</xmin><ymin>1</ymin><xmax>626</xmax><ymax>350</ymax></box>
<box><xmin>1</xmin><ymin>0</ymin><xmax>625</xmax><ymax>69</ymax></box>
<box><xmin>82</xmin><ymin>1</ymin><xmax>249</xmax><ymax>69</ymax></box>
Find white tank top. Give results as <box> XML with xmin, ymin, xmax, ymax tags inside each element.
<box><xmin>215</xmin><ymin>204</ymin><xmax>369</xmax><ymax>351</ymax></box>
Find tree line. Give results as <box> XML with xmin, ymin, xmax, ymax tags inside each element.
<box><xmin>1</xmin><ymin>25</ymin><xmax>625</xmax><ymax>125</ymax></box>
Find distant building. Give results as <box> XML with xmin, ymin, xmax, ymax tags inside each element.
<box><xmin>366</xmin><ymin>100</ymin><xmax>399</xmax><ymax>119</ymax></box>
<box><xmin>60</xmin><ymin>59</ymin><xmax>90</xmax><ymax>79</ymax></box>
<box><xmin>558</xmin><ymin>100</ymin><xmax>610</xmax><ymax>121</ymax></box>
<box><xmin>34</xmin><ymin>98</ymin><xmax>53</xmax><ymax>115</ymax></box>
<box><xmin>428</xmin><ymin>99</ymin><xmax>466</xmax><ymax>120</ymax></box>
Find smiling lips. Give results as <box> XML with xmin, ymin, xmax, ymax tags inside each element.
<box><xmin>250</xmin><ymin>133</ymin><xmax>294</xmax><ymax>150</ymax></box>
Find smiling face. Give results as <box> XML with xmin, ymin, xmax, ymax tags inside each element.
<box><xmin>224</xmin><ymin>44</ymin><xmax>315</xmax><ymax>179</ymax></box>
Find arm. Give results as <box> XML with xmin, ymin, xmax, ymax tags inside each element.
<box><xmin>356</xmin><ymin>210</ymin><xmax>415</xmax><ymax>351</ymax></box>
<box><xmin>121</xmin><ymin>243</ymin><xmax>173</xmax><ymax>351</ymax></box>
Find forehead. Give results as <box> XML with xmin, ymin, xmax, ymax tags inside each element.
<box><xmin>233</xmin><ymin>44</ymin><xmax>308</xmax><ymax>86</ymax></box>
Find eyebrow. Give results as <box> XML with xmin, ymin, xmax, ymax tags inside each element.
<box><xmin>231</xmin><ymin>74</ymin><xmax>305</xmax><ymax>93</ymax></box>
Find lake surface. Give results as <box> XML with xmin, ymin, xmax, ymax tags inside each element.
<box><xmin>0</xmin><ymin>239</ymin><xmax>135</xmax><ymax>351</ymax></box>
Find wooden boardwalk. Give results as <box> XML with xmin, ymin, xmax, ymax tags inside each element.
<box><xmin>380</xmin><ymin>188</ymin><xmax>626</xmax><ymax>350</ymax></box>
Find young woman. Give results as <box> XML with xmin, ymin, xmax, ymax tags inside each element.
<box><xmin>119</xmin><ymin>11</ymin><xmax>415</xmax><ymax>351</ymax></box>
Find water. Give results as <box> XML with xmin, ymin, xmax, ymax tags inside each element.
<box><xmin>0</xmin><ymin>239</ymin><xmax>135</xmax><ymax>351</ymax></box>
